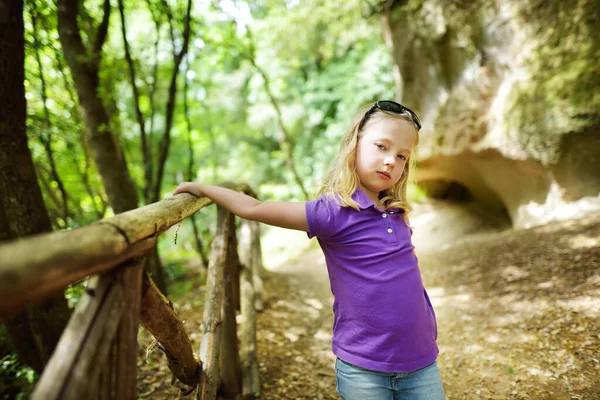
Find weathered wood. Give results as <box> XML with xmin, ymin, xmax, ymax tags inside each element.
<box><xmin>0</xmin><ymin>183</ymin><xmax>256</xmax><ymax>319</ymax></box>
<box><xmin>0</xmin><ymin>234</ymin><xmax>155</xmax><ymax>320</ymax></box>
<box><xmin>239</xmin><ymin>220</ymin><xmax>263</xmax><ymax>312</ymax></box>
<box><xmin>113</xmin><ymin>261</ymin><xmax>144</xmax><ymax>399</ymax></box>
<box><xmin>219</xmin><ymin>214</ymin><xmax>242</xmax><ymax>398</ymax></box>
<box><xmin>250</xmin><ymin>221</ymin><xmax>264</xmax><ymax>311</ymax></box>
<box><xmin>87</xmin><ymin>364</ymin><xmax>100</xmax><ymax>400</ymax></box>
<box><xmin>98</xmin><ymin>335</ymin><xmax>118</xmax><ymax>400</ymax></box>
<box><xmin>112</xmin><ymin>182</ymin><xmax>251</xmax><ymax>241</ymax></box>
<box><xmin>32</xmin><ymin>271</ymin><xmax>126</xmax><ymax>400</ymax></box>
<box><xmin>238</xmin><ymin>220</ymin><xmax>252</xmax><ymax>269</ymax></box>
<box><xmin>139</xmin><ymin>272</ymin><xmax>200</xmax><ymax>387</ymax></box>
<box><xmin>232</xmin><ymin>243</ymin><xmax>241</xmax><ymax>313</ymax></box>
<box><xmin>198</xmin><ymin>206</ymin><xmax>231</xmax><ymax>400</ymax></box>
<box><xmin>4</xmin><ymin>182</ymin><xmax>263</xmax><ymax>398</ymax></box>
<box><xmin>239</xmin><ymin>262</ymin><xmax>260</xmax><ymax>398</ymax></box>
<box><xmin>60</xmin><ymin>277</ymin><xmax>123</xmax><ymax>400</ymax></box>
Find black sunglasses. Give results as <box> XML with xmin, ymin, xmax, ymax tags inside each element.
<box><xmin>358</xmin><ymin>100</ymin><xmax>422</xmax><ymax>131</ymax></box>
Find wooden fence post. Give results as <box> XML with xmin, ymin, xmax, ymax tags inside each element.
<box><xmin>3</xmin><ymin>185</ymin><xmax>262</xmax><ymax>399</ymax></box>
<box><xmin>239</xmin><ymin>264</ymin><xmax>260</xmax><ymax>398</ymax></box>
<box><xmin>219</xmin><ymin>214</ymin><xmax>242</xmax><ymax>398</ymax></box>
<box><xmin>250</xmin><ymin>221</ymin><xmax>264</xmax><ymax>311</ymax></box>
<box><xmin>197</xmin><ymin>206</ymin><xmax>231</xmax><ymax>400</ymax></box>
<box><xmin>238</xmin><ymin>220</ymin><xmax>260</xmax><ymax>397</ymax></box>
<box><xmin>32</xmin><ymin>271</ymin><xmax>125</xmax><ymax>399</ymax></box>
<box><xmin>98</xmin><ymin>259</ymin><xmax>144</xmax><ymax>399</ymax></box>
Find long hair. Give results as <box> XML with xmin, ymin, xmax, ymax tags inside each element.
<box><xmin>318</xmin><ymin>104</ymin><xmax>420</xmax><ymax>223</ymax></box>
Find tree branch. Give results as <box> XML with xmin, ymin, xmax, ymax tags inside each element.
<box><xmin>152</xmin><ymin>0</ymin><xmax>193</xmax><ymax>202</ymax></box>
<box><xmin>144</xmin><ymin>0</ymin><xmax>162</xmax><ymax>200</ymax></box>
<box><xmin>30</xmin><ymin>6</ymin><xmax>71</xmax><ymax>226</ymax></box>
<box><xmin>159</xmin><ymin>0</ymin><xmax>175</xmax><ymax>48</ymax></box>
<box><xmin>183</xmin><ymin>59</ymin><xmax>208</xmax><ymax>268</ymax></box>
<box><xmin>117</xmin><ymin>0</ymin><xmax>151</xmax><ymax>202</ymax></box>
<box><xmin>92</xmin><ymin>0</ymin><xmax>111</xmax><ymax>60</ymax></box>
<box><xmin>245</xmin><ymin>28</ymin><xmax>310</xmax><ymax>200</ymax></box>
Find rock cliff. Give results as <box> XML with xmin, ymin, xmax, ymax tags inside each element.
<box><xmin>379</xmin><ymin>0</ymin><xmax>600</xmax><ymax>228</ymax></box>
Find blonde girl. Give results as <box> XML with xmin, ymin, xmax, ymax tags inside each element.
<box><xmin>173</xmin><ymin>101</ymin><xmax>445</xmax><ymax>399</ymax></box>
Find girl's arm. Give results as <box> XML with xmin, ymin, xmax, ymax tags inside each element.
<box><xmin>173</xmin><ymin>182</ymin><xmax>308</xmax><ymax>232</ymax></box>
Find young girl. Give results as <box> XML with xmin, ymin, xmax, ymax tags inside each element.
<box><xmin>173</xmin><ymin>100</ymin><xmax>445</xmax><ymax>399</ymax></box>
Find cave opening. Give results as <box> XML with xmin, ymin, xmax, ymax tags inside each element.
<box><xmin>416</xmin><ymin>179</ymin><xmax>512</xmax><ymax>230</ymax></box>
<box><xmin>418</xmin><ymin>180</ymin><xmax>473</xmax><ymax>202</ymax></box>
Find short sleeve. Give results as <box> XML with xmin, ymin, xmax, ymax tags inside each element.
<box><xmin>305</xmin><ymin>195</ymin><xmax>336</xmax><ymax>240</ymax></box>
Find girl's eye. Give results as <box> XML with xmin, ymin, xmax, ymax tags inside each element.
<box><xmin>397</xmin><ymin>154</ymin><xmax>406</xmax><ymax>160</ymax></box>
<box><xmin>376</xmin><ymin>144</ymin><xmax>385</xmax><ymax>150</ymax></box>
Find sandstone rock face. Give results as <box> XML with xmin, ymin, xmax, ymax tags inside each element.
<box><xmin>380</xmin><ymin>0</ymin><xmax>600</xmax><ymax>228</ymax></box>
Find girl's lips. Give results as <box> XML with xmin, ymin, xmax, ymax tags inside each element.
<box><xmin>377</xmin><ymin>171</ymin><xmax>391</xmax><ymax>180</ymax></box>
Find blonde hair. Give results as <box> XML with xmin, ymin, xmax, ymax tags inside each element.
<box><xmin>318</xmin><ymin>103</ymin><xmax>420</xmax><ymax>223</ymax></box>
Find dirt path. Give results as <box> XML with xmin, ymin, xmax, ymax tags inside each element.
<box><xmin>137</xmin><ymin>209</ymin><xmax>600</xmax><ymax>399</ymax></box>
<box><xmin>255</xmin><ymin>249</ymin><xmax>337</xmax><ymax>399</ymax></box>
<box><xmin>255</xmin><ymin>212</ymin><xmax>600</xmax><ymax>399</ymax></box>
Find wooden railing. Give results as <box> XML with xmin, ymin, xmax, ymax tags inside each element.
<box><xmin>0</xmin><ymin>183</ymin><xmax>264</xmax><ymax>399</ymax></box>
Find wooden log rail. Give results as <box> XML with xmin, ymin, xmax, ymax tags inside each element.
<box><xmin>0</xmin><ymin>182</ymin><xmax>264</xmax><ymax>399</ymax></box>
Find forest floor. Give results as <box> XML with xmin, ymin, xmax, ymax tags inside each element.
<box><xmin>136</xmin><ymin>204</ymin><xmax>600</xmax><ymax>400</ymax></box>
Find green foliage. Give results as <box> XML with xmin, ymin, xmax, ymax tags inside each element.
<box><xmin>0</xmin><ymin>353</ymin><xmax>37</xmax><ymax>400</ymax></box>
<box><xmin>22</xmin><ymin>0</ymin><xmax>400</xmax><ymax>276</ymax></box>
<box><xmin>168</xmin><ymin>271</ymin><xmax>207</xmax><ymax>302</ymax></box>
<box><xmin>24</xmin><ymin>0</ymin><xmax>396</xmax><ymax>219</ymax></box>
<box><xmin>508</xmin><ymin>0</ymin><xmax>600</xmax><ymax>165</ymax></box>
<box><xmin>407</xmin><ymin>183</ymin><xmax>428</xmax><ymax>204</ymax></box>
<box><xmin>65</xmin><ymin>280</ymin><xmax>88</xmax><ymax>308</ymax></box>
<box><xmin>24</xmin><ymin>0</ymin><xmax>108</xmax><ymax>228</ymax></box>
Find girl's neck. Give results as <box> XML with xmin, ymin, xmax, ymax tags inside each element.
<box><xmin>358</xmin><ymin>185</ymin><xmax>385</xmax><ymax>209</ymax></box>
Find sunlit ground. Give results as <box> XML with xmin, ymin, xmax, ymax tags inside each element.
<box><xmin>419</xmin><ymin>213</ymin><xmax>600</xmax><ymax>399</ymax></box>
<box><xmin>261</xmin><ymin>225</ymin><xmax>318</xmax><ymax>271</ymax></box>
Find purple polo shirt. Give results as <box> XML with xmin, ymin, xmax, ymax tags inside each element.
<box><xmin>305</xmin><ymin>188</ymin><xmax>438</xmax><ymax>373</ymax></box>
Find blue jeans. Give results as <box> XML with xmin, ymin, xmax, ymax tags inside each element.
<box><xmin>335</xmin><ymin>357</ymin><xmax>446</xmax><ymax>400</ymax></box>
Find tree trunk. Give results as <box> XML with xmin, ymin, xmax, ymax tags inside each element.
<box><xmin>380</xmin><ymin>5</ymin><xmax>405</xmax><ymax>102</ymax></box>
<box><xmin>146</xmin><ymin>246</ymin><xmax>168</xmax><ymax>296</ymax></box>
<box><xmin>31</xmin><ymin>6</ymin><xmax>71</xmax><ymax>227</ymax></box>
<box><xmin>184</xmin><ymin>63</ymin><xmax>209</xmax><ymax>268</ymax></box>
<box><xmin>56</xmin><ymin>0</ymin><xmax>168</xmax><ymax>293</ymax></box>
<box><xmin>0</xmin><ymin>0</ymin><xmax>69</xmax><ymax>372</ymax></box>
<box><xmin>53</xmin><ymin>47</ymin><xmax>107</xmax><ymax>219</ymax></box>
<box><xmin>57</xmin><ymin>0</ymin><xmax>138</xmax><ymax>215</ymax></box>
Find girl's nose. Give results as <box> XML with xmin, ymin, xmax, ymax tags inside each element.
<box><xmin>384</xmin><ymin>156</ymin><xmax>395</xmax><ymax>167</ymax></box>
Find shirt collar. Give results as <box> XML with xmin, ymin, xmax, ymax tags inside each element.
<box><xmin>352</xmin><ymin>187</ymin><xmax>376</xmax><ymax>210</ymax></box>
<box><xmin>351</xmin><ymin>187</ymin><xmax>404</xmax><ymax>214</ymax></box>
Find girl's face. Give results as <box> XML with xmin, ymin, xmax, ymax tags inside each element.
<box><xmin>355</xmin><ymin>117</ymin><xmax>417</xmax><ymax>206</ymax></box>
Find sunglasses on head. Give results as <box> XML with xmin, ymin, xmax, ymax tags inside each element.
<box><xmin>358</xmin><ymin>100</ymin><xmax>422</xmax><ymax>131</ymax></box>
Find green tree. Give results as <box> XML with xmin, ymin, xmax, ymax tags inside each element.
<box><xmin>0</xmin><ymin>0</ymin><xmax>70</xmax><ymax>383</ymax></box>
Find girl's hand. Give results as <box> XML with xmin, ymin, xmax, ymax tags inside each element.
<box><xmin>173</xmin><ymin>182</ymin><xmax>203</xmax><ymax>197</ymax></box>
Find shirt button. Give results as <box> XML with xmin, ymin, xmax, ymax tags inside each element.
<box><xmin>387</xmin><ymin>228</ymin><xmax>393</xmax><ymax>233</ymax></box>
<box><xmin>382</xmin><ymin>213</ymin><xmax>387</xmax><ymax>218</ymax></box>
